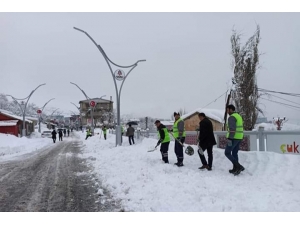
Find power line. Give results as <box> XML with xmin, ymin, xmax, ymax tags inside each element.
<box><xmin>260</xmin><ymin>97</ymin><xmax>300</xmax><ymax>111</ymax></box>
<box><xmin>264</xmin><ymin>93</ymin><xmax>300</xmax><ymax>106</ymax></box>
<box><xmin>201</xmin><ymin>90</ymin><xmax>228</xmax><ymax>109</ymax></box>
<box><xmin>258</xmin><ymin>88</ymin><xmax>300</xmax><ymax>97</ymax></box>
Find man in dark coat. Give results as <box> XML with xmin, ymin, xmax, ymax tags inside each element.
<box><xmin>58</xmin><ymin>129</ymin><xmax>63</xmax><ymax>141</ymax></box>
<box><xmin>126</xmin><ymin>124</ymin><xmax>135</xmax><ymax>145</ymax></box>
<box><xmin>51</xmin><ymin>129</ymin><xmax>57</xmax><ymax>143</ymax></box>
<box><xmin>197</xmin><ymin>112</ymin><xmax>217</xmax><ymax>171</ymax></box>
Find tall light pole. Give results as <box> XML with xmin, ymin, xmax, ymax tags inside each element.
<box><xmin>6</xmin><ymin>83</ymin><xmax>46</xmax><ymax>137</ymax></box>
<box><xmin>73</xmin><ymin>27</ymin><xmax>146</xmax><ymax>146</ymax></box>
<box><xmin>38</xmin><ymin>98</ymin><xmax>55</xmax><ymax>133</ymax></box>
<box><xmin>70</xmin><ymin>82</ymin><xmax>96</xmax><ymax>135</ymax></box>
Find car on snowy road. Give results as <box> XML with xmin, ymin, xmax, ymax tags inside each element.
<box><xmin>41</xmin><ymin>130</ymin><xmax>52</xmax><ymax>138</ymax></box>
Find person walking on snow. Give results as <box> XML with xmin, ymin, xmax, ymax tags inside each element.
<box><xmin>51</xmin><ymin>129</ymin><xmax>57</xmax><ymax>143</ymax></box>
<box><xmin>154</xmin><ymin>120</ymin><xmax>170</xmax><ymax>163</ymax></box>
<box><xmin>102</xmin><ymin>126</ymin><xmax>107</xmax><ymax>140</ymax></box>
<box><xmin>224</xmin><ymin>104</ymin><xmax>245</xmax><ymax>175</ymax></box>
<box><xmin>58</xmin><ymin>129</ymin><xmax>63</xmax><ymax>141</ymax></box>
<box><xmin>67</xmin><ymin>129</ymin><xmax>70</xmax><ymax>137</ymax></box>
<box><xmin>197</xmin><ymin>113</ymin><xmax>216</xmax><ymax>171</ymax></box>
<box><xmin>172</xmin><ymin>112</ymin><xmax>186</xmax><ymax>167</ymax></box>
<box><xmin>126</xmin><ymin>124</ymin><xmax>135</xmax><ymax>145</ymax></box>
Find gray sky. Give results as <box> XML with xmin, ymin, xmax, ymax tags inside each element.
<box><xmin>1</xmin><ymin>12</ymin><xmax>300</xmax><ymax>122</ymax></box>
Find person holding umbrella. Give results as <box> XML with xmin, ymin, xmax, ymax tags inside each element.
<box><xmin>126</xmin><ymin>124</ymin><xmax>135</xmax><ymax>145</ymax></box>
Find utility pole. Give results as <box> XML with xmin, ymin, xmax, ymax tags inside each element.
<box><xmin>223</xmin><ymin>90</ymin><xmax>232</xmax><ymax>131</ymax></box>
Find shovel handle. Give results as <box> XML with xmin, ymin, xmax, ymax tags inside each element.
<box><xmin>169</xmin><ymin>132</ymin><xmax>184</xmax><ymax>146</ymax></box>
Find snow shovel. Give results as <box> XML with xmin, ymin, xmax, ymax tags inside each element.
<box><xmin>169</xmin><ymin>132</ymin><xmax>194</xmax><ymax>156</ymax></box>
<box><xmin>147</xmin><ymin>144</ymin><xmax>159</xmax><ymax>152</ymax></box>
<box><xmin>197</xmin><ymin>145</ymin><xmax>204</xmax><ymax>156</ymax></box>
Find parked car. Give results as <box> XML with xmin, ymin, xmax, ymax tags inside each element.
<box><xmin>41</xmin><ymin>130</ymin><xmax>52</xmax><ymax>138</ymax></box>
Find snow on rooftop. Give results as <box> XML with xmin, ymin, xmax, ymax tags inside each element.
<box><xmin>0</xmin><ymin>109</ymin><xmax>32</xmax><ymax>123</ymax></box>
<box><xmin>159</xmin><ymin>121</ymin><xmax>174</xmax><ymax>126</ymax></box>
<box><xmin>0</xmin><ymin>120</ymin><xmax>18</xmax><ymax>126</ymax></box>
<box><xmin>181</xmin><ymin>108</ymin><xmax>225</xmax><ymax>123</ymax></box>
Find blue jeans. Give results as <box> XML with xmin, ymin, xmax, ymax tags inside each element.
<box><xmin>224</xmin><ymin>139</ymin><xmax>241</xmax><ymax>165</ymax></box>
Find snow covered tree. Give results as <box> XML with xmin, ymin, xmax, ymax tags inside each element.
<box><xmin>0</xmin><ymin>93</ymin><xmax>10</xmax><ymax>110</ymax></box>
<box><xmin>230</xmin><ymin>25</ymin><xmax>263</xmax><ymax>130</ymax></box>
<box><xmin>0</xmin><ymin>93</ymin><xmax>39</xmax><ymax>117</ymax></box>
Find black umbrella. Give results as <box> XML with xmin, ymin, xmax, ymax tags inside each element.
<box><xmin>127</xmin><ymin>121</ymin><xmax>138</xmax><ymax>126</ymax></box>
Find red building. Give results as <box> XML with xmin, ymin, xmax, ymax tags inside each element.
<box><xmin>0</xmin><ymin>110</ymin><xmax>34</xmax><ymax>137</ymax></box>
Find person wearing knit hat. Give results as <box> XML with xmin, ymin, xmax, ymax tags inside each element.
<box><xmin>172</xmin><ymin>111</ymin><xmax>186</xmax><ymax>167</ymax></box>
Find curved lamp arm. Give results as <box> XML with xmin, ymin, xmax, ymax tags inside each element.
<box><xmin>70</xmin><ymin>82</ymin><xmax>90</xmax><ymax>100</ymax></box>
<box><xmin>40</xmin><ymin>98</ymin><xmax>55</xmax><ymax>111</ymax></box>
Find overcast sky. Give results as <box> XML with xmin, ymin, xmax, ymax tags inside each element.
<box><xmin>1</xmin><ymin>9</ymin><xmax>300</xmax><ymax>122</ymax></box>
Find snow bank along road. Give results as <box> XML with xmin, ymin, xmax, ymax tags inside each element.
<box><xmin>0</xmin><ymin>134</ymin><xmax>122</xmax><ymax>212</ymax></box>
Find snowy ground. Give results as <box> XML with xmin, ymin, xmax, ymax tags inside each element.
<box><xmin>78</xmin><ymin>129</ymin><xmax>300</xmax><ymax>212</ymax></box>
<box><xmin>1</xmin><ymin>124</ymin><xmax>300</xmax><ymax>215</ymax></box>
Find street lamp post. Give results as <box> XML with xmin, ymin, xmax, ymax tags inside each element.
<box><xmin>38</xmin><ymin>98</ymin><xmax>55</xmax><ymax>133</ymax></box>
<box><xmin>6</xmin><ymin>83</ymin><xmax>46</xmax><ymax>137</ymax></box>
<box><xmin>73</xmin><ymin>27</ymin><xmax>146</xmax><ymax>146</ymax></box>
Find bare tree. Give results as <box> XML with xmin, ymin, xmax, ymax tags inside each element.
<box><xmin>230</xmin><ymin>25</ymin><xmax>263</xmax><ymax>130</ymax></box>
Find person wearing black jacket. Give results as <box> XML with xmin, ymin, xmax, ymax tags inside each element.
<box><xmin>154</xmin><ymin>120</ymin><xmax>171</xmax><ymax>163</ymax></box>
<box><xmin>58</xmin><ymin>129</ymin><xmax>63</xmax><ymax>141</ymax></box>
<box><xmin>197</xmin><ymin>113</ymin><xmax>217</xmax><ymax>171</ymax></box>
<box><xmin>51</xmin><ymin>129</ymin><xmax>57</xmax><ymax>143</ymax></box>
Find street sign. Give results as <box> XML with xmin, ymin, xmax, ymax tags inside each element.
<box><xmin>37</xmin><ymin>109</ymin><xmax>42</xmax><ymax>114</ymax></box>
<box><xmin>114</xmin><ymin>69</ymin><xmax>125</xmax><ymax>81</ymax></box>
<box><xmin>90</xmin><ymin>100</ymin><xmax>96</xmax><ymax>107</ymax></box>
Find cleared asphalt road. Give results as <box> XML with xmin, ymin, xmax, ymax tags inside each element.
<box><xmin>0</xmin><ymin>133</ymin><xmax>123</xmax><ymax>212</ymax></box>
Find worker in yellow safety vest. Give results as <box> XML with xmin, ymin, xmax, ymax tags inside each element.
<box><xmin>225</xmin><ymin>104</ymin><xmax>245</xmax><ymax>176</ymax></box>
<box><xmin>172</xmin><ymin>112</ymin><xmax>186</xmax><ymax>167</ymax></box>
<box><xmin>154</xmin><ymin>120</ymin><xmax>171</xmax><ymax>163</ymax></box>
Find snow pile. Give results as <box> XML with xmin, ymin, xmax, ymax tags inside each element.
<box><xmin>77</xmin><ymin>129</ymin><xmax>300</xmax><ymax>212</ymax></box>
<box><xmin>0</xmin><ymin>133</ymin><xmax>52</xmax><ymax>160</ymax></box>
<box><xmin>254</xmin><ymin>122</ymin><xmax>300</xmax><ymax>131</ymax></box>
<box><xmin>1</xmin><ymin>126</ymin><xmax>300</xmax><ymax>212</ymax></box>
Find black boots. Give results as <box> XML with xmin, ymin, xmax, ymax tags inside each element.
<box><xmin>229</xmin><ymin>165</ymin><xmax>237</xmax><ymax>173</ymax></box>
<box><xmin>199</xmin><ymin>165</ymin><xmax>212</xmax><ymax>171</ymax></box>
<box><xmin>174</xmin><ymin>162</ymin><xmax>184</xmax><ymax>167</ymax></box>
<box><xmin>232</xmin><ymin>163</ymin><xmax>245</xmax><ymax>175</ymax></box>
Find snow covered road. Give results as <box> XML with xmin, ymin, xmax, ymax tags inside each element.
<box><xmin>0</xmin><ymin>133</ymin><xmax>122</xmax><ymax>212</ymax></box>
